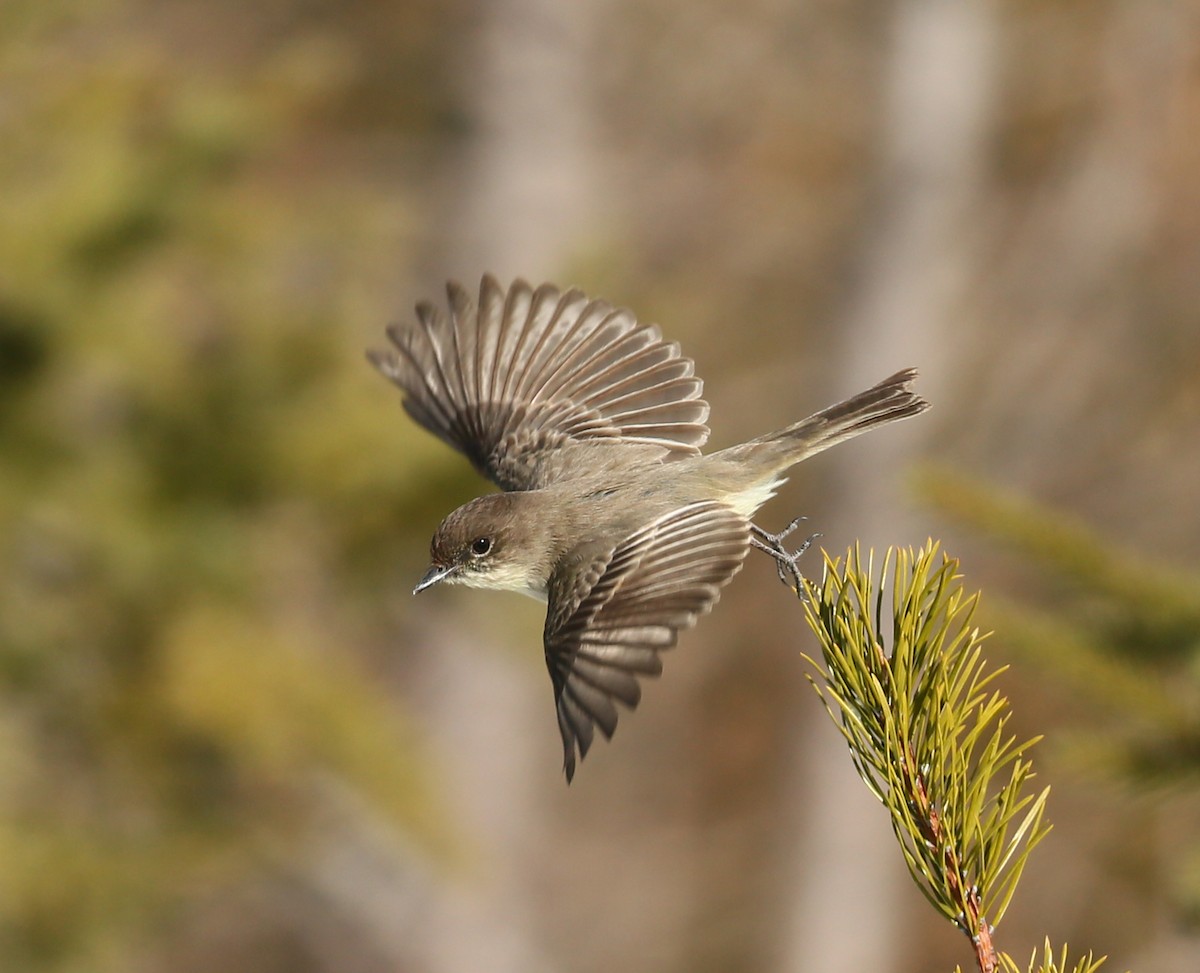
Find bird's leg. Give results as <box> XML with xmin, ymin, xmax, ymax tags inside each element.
<box><xmin>750</xmin><ymin>516</ymin><xmax>821</xmax><ymax>593</ymax></box>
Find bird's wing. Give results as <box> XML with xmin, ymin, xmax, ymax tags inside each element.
<box><xmin>369</xmin><ymin>275</ymin><xmax>711</xmax><ymax>491</ymax></box>
<box><xmin>543</xmin><ymin>501</ymin><xmax>750</xmax><ymax>782</ymax></box>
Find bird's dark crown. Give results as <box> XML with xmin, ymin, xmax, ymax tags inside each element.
<box><xmin>430</xmin><ymin>494</ymin><xmax>518</xmax><ymax>565</ymax></box>
<box><xmin>423</xmin><ymin>492</ymin><xmax>558</xmax><ymax>595</ymax></box>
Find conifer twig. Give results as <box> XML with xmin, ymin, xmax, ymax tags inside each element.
<box><xmin>798</xmin><ymin>542</ymin><xmax>1057</xmax><ymax>973</ymax></box>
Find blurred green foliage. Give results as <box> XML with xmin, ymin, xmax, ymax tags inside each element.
<box><xmin>0</xmin><ymin>4</ymin><xmax>465</xmax><ymax>969</ymax></box>
<box><xmin>916</xmin><ymin>466</ymin><xmax>1200</xmax><ymax>925</ymax></box>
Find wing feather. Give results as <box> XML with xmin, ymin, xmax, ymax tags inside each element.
<box><xmin>544</xmin><ymin>501</ymin><xmax>750</xmax><ymax>782</ymax></box>
<box><xmin>370</xmin><ymin>275</ymin><xmax>711</xmax><ymax>490</ymax></box>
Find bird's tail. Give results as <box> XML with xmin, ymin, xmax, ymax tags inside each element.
<box><xmin>717</xmin><ymin>368</ymin><xmax>930</xmax><ymax>473</ymax></box>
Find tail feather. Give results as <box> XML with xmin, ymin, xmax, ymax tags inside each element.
<box><xmin>723</xmin><ymin>368</ymin><xmax>930</xmax><ymax>472</ymax></box>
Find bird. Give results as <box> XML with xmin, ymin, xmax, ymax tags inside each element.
<box><xmin>369</xmin><ymin>274</ymin><xmax>929</xmax><ymax>781</ymax></box>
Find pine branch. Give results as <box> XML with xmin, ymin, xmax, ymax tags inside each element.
<box><xmin>798</xmin><ymin>542</ymin><xmax>1087</xmax><ymax>973</ymax></box>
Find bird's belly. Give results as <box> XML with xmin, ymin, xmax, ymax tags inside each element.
<box><xmin>723</xmin><ymin>475</ymin><xmax>784</xmax><ymax>518</ymax></box>
<box><xmin>573</xmin><ymin>467</ymin><xmax>785</xmax><ymax>524</ymax></box>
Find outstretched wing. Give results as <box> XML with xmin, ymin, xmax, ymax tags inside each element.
<box><xmin>369</xmin><ymin>275</ymin><xmax>711</xmax><ymax>491</ymax></box>
<box><xmin>543</xmin><ymin>501</ymin><xmax>750</xmax><ymax>782</ymax></box>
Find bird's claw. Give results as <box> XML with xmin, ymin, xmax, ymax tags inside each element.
<box><xmin>750</xmin><ymin>516</ymin><xmax>821</xmax><ymax>593</ymax></box>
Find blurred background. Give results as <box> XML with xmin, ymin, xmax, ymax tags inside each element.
<box><xmin>2</xmin><ymin>0</ymin><xmax>1198</xmax><ymax>971</ymax></box>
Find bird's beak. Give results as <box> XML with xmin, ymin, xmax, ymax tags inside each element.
<box><xmin>413</xmin><ymin>562</ymin><xmax>457</xmax><ymax>595</ymax></box>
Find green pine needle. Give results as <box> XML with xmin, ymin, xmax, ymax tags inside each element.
<box><xmin>800</xmin><ymin>542</ymin><xmax>1053</xmax><ymax>949</ymax></box>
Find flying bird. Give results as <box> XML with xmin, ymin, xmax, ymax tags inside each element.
<box><xmin>370</xmin><ymin>275</ymin><xmax>929</xmax><ymax>781</ymax></box>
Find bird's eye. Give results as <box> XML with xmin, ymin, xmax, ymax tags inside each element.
<box><xmin>470</xmin><ymin>537</ymin><xmax>492</xmax><ymax>557</ymax></box>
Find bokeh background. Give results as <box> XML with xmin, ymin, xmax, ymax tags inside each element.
<box><xmin>2</xmin><ymin>1</ymin><xmax>1198</xmax><ymax>971</ymax></box>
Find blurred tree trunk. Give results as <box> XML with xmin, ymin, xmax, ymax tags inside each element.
<box><xmin>436</xmin><ymin>0</ymin><xmax>599</xmax><ymax>283</ymax></box>
<box><xmin>780</xmin><ymin>1</ymin><xmax>997</xmax><ymax>970</ymax></box>
<box><xmin>414</xmin><ymin>0</ymin><xmax>601</xmax><ymax>970</ymax></box>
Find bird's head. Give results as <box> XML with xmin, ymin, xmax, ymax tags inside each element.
<box><xmin>414</xmin><ymin>493</ymin><xmax>550</xmax><ymax>599</ymax></box>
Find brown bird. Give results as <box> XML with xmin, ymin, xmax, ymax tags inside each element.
<box><xmin>370</xmin><ymin>275</ymin><xmax>929</xmax><ymax>781</ymax></box>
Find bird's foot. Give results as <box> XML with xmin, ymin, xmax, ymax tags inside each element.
<box><xmin>750</xmin><ymin>516</ymin><xmax>821</xmax><ymax>593</ymax></box>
